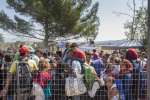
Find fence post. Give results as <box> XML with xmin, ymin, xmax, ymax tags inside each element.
<box><xmin>147</xmin><ymin>0</ymin><xmax>150</xmax><ymax>99</ymax></box>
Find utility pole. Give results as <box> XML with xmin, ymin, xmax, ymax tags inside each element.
<box><xmin>147</xmin><ymin>0</ymin><xmax>150</xmax><ymax>99</ymax></box>
<box><xmin>131</xmin><ymin>0</ymin><xmax>136</xmax><ymax>40</ymax></box>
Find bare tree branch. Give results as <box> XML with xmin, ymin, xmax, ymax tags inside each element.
<box><xmin>33</xmin><ymin>29</ymin><xmax>45</xmax><ymax>33</ymax></box>
<box><xmin>131</xmin><ymin>0</ymin><xmax>136</xmax><ymax>40</ymax></box>
<box><xmin>15</xmin><ymin>34</ymin><xmax>44</xmax><ymax>40</ymax></box>
<box><xmin>127</xmin><ymin>0</ymin><xmax>133</xmax><ymax>11</ymax></box>
<box><xmin>31</xmin><ymin>31</ymin><xmax>45</xmax><ymax>37</ymax></box>
<box><xmin>112</xmin><ymin>11</ymin><xmax>133</xmax><ymax>18</ymax></box>
<box><xmin>1</xmin><ymin>30</ymin><xmax>44</xmax><ymax>40</ymax></box>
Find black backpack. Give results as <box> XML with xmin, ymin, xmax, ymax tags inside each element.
<box><xmin>16</xmin><ymin>60</ymin><xmax>33</xmax><ymax>94</ymax></box>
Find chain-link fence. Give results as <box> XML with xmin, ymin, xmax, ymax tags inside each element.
<box><xmin>0</xmin><ymin>60</ymin><xmax>147</xmax><ymax>100</ymax></box>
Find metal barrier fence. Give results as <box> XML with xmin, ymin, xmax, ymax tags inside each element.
<box><xmin>0</xmin><ymin>62</ymin><xmax>147</xmax><ymax>100</ymax></box>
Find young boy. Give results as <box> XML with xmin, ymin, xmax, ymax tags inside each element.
<box><xmin>105</xmin><ymin>76</ymin><xmax>120</xmax><ymax>100</ymax></box>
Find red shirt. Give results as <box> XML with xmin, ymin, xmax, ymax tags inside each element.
<box><xmin>33</xmin><ymin>71</ymin><xmax>51</xmax><ymax>88</ymax></box>
<box><xmin>72</xmin><ymin>48</ymin><xmax>86</xmax><ymax>61</ymax></box>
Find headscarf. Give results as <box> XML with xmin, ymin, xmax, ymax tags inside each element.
<box><xmin>126</xmin><ymin>48</ymin><xmax>138</xmax><ymax>61</ymax></box>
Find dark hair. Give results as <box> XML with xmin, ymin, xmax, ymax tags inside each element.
<box><xmin>35</xmin><ymin>49</ymin><xmax>43</xmax><ymax>55</ymax></box>
<box><xmin>48</xmin><ymin>52</ymin><xmax>50</xmax><ymax>56</ymax></box>
<box><xmin>4</xmin><ymin>54</ymin><xmax>12</xmax><ymax>62</ymax></box>
<box><xmin>112</xmin><ymin>78</ymin><xmax>115</xmax><ymax>83</ymax></box>
<box><xmin>19</xmin><ymin>44</ymin><xmax>23</xmax><ymax>48</ymax></box>
<box><xmin>56</xmin><ymin>51</ymin><xmax>62</xmax><ymax>58</ymax></box>
<box><xmin>43</xmin><ymin>52</ymin><xmax>48</xmax><ymax>58</ymax></box>
<box><xmin>0</xmin><ymin>51</ymin><xmax>4</xmax><ymax>58</ymax></box>
<box><xmin>66</xmin><ymin>43</ymin><xmax>70</xmax><ymax>46</ymax></box>
<box><xmin>85</xmin><ymin>52</ymin><xmax>92</xmax><ymax>56</ymax></box>
<box><xmin>70</xmin><ymin>43</ymin><xmax>78</xmax><ymax>48</ymax></box>
<box><xmin>93</xmin><ymin>49</ymin><xmax>96</xmax><ymax>52</ymax></box>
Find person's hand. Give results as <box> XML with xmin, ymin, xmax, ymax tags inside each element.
<box><xmin>98</xmin><ymin>77</ymin><xmax>105</xmax><ymax>86</ymax></box>
<box><xmin>0</xmin><ymin>88</ymin><xmax>8</xmax><ymax>97</ymax></box>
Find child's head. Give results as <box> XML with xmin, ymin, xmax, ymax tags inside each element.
<box><xmin>120</xmin><ymin>59</ymin><xmax>132</xmax><ymax>69</ymax></box>
<box><xmin>85</xmin><ymin>52</ymin><xmax>92</xmax><ymax>62</ymax></box>
<box><xmin>114</xmin><ymin>57</ymin><xmax>121</xmax><ymax>64</ymax></box>
<box><xmin>39</xmin><ymin>58</ymin><xmax>50</xmax><ymax>71</ymax></box>
<box><xmin>106</xmin><ymin>63</ymin><xmax>113</xmax><ymax>72</ymax></box>
<box><xmin>105</xmin><ymin>76</ymin><xmax>115</xmax><ymax>88</ymax></box>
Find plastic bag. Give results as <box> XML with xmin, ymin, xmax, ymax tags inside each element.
<box><xmin>32</xmin><ymin>82</ymin><xmax>45</xmax><ymax>100</ymax></box>
<box><xmin>65</xmin><ymin>77</ymin><xmax>87</xmax><ymax>96</ymax></box>
<box><xmin>88</xmin><ymin>81</ymin><xmax>100</xmax><ymax>98</ymax></box>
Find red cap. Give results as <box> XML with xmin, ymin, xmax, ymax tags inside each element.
<box><xmin>19</xmin><ymin>45</ymin><xmax>30</xmax><ymax>56</ymax></box>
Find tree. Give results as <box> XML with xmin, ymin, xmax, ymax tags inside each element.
<box><xmin>0</xmin><ymin>0</ymin><xmax>99</xmax><ymax>46</ymax></box>
<box><xmin>113</xmin><ymin>0</ymin><xmax>147</xmax><ymax>46</ymax></box>
<box><xmin>113</xmin><ymin>0</ymin><xmax>137</xmax><ymax>40</ymax></box>
<box><xmin>124</xmin><ymin>7</ymin><xmax>148</xmax><ymax>45</ymax></box>
<box><xmin>0</xmin><ymin>34</ymin><xmax>4</xmax><ymax>43</ymax></box>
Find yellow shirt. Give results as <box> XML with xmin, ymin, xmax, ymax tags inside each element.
<box><xmin>9</xmin><ymin>59</ymin><xmax>38</xmax><ymax>74</ymax></box>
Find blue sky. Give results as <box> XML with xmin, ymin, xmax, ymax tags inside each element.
<box><xmin>0</xmin><ymin>0</ymin><xmax>147</xmax><ymax>42</ymax></box>
<box><xmin>95</xmin><ymin>0</ymin><xmax>147</xmax><ymax>41</ymax></box>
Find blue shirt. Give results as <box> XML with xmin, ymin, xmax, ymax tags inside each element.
<box><xmin>91</xmin><ymin>58</ymin><xmax>105</xmax><ymax>77</ymax></box>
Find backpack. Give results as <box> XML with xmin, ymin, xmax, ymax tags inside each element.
<box><xmin>16</xmin><ymin>60</ymin><xmax>33</xmax><ymax>94</ymax></box>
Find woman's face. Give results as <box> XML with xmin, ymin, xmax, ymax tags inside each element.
<box><xmin>39</xmin><ymin>59</ymin><xmax>45</xmax><ymax>65</ymax></box>
<box><xmin>110</xmin><ymin>58</ymin><xmax>115</xmax><ymax>64</ymax></box>
<box><xmin>120</xmin><ymin>62</ymin><xmax>127</xmax><ymax>74</ymax></box>
<box><xmin>120</xmin><ymin>63</ymin><xmax>126</xmax><ymax>68</ymax></box>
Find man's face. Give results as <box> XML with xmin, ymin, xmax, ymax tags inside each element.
<box><xmin>66</xmin><ymin>44</ymin><xmax>70</xmax><ymax>49</ymax></box>
<box><xmin>86</xmin><ymin>55</ymin><xmax>91</xmax><ymax>62</ymax></box>
<box><xmin>37</xmin><ymin>52</ymin><xmax>42</xmax><ymax>57</ymax></box>
<box><xmin>70</xmin><ymin>47</ymin><xmax>76</xmax><ymax>52</ymax></box>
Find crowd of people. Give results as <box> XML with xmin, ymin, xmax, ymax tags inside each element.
<box><xmin>0</xmin><ymin>43</ymin><xmax>147</xmax><ymax>100</ymax></box>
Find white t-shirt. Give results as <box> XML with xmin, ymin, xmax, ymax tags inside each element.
<box><xmin>112</xmin><ymin>65</ymin><xmax>120</xmax><ymax>76</ymax></box>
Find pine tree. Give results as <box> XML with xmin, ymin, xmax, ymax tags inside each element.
<box><xmin>0</xmin><ymin>0</ymin><xmax>99</xmax><ymax>46</ymax></box>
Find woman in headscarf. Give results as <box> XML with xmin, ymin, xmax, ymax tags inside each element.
<box><xmin>125</xmin><ymin>48</ymin><xmax>140</xmax><ymax>100</ymax></box>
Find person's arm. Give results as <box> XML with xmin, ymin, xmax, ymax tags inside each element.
<box><xmin>0</xmin><ymin>61</ymin><xmax>17</xmax><ymax>97</ymax></box>
<box><xmin>92</xmin><ymin>68</ymin><xmax>99</xmax><ymax>78</ymax></box>
<box><xmin>4</xmin><ymin>73</ymin><xmax>12</xmax><ymax>89</ymax></box>
<box><xmin>0</xmin><ymin>73</ymin><xmax>12</xmax><ymax>97</ymax></box>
